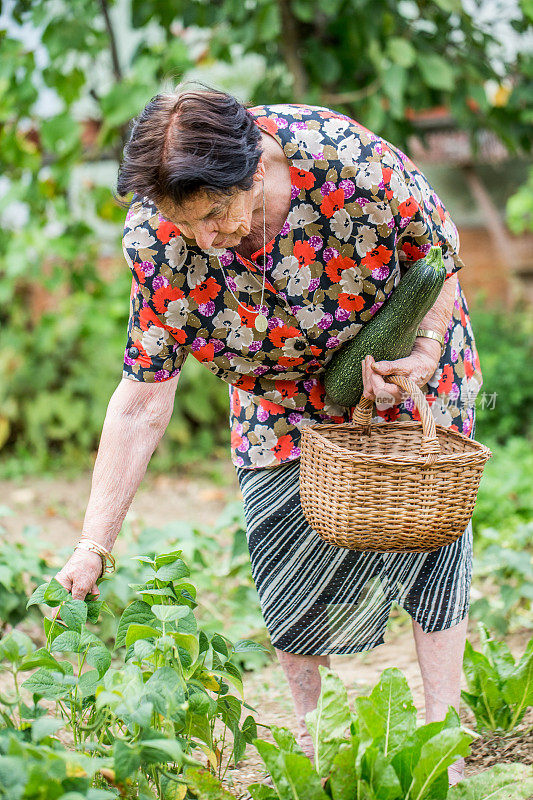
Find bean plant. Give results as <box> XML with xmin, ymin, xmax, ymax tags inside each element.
<box><xmin>0</xmin><ymin>548</ymin><xmax>269</xmax><ymax>798</ymax></box>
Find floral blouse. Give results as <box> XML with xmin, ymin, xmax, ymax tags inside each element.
<box><xmin>122</xmin><ymin>103</ymin><xmax>483</xmax><ymax>469</ymax></box>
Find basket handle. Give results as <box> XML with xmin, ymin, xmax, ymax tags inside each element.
<box><xmin>351</xmin><ymin>375</ymin><xmax>441</xmax><ymax>464</ymax></box>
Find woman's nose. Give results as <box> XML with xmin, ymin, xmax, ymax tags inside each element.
<box><xmin>194</xmin><ymin>225</ymin><xmax>218</xmax><ymax>250</ymax></box>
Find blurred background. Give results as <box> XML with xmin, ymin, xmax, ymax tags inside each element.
<box><xmin>0</xmin><ymin>3</ymin><xmax>532</xmax><ymax>782</ymax></box>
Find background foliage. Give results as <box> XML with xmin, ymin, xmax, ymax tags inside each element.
<box><xmin>0</xmin><ymin>0</ymin><xmax>531</xmax><ymax>473</ymax></box>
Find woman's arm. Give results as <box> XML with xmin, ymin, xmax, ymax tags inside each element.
<box><xmin>362</xmin><ymin>274</ymin><xmax>458</xmax><ymax>404</ymax></box>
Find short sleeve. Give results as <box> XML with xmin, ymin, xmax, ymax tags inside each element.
<box><xmin>381</xmin><ymin>142</ymin><xmax>464</xmax><ymax>280</ymax></box>
<box><xmin>121</xmin><ymin>200</ymin><xmax>188</xmax><ymax>383</ymax></box>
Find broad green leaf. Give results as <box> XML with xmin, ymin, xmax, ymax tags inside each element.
<box><xmin>306</xmin><ymin>666</ymin><xmax>352</xmax><ymax>778</ymax></box>
<box><xmin>151</xmin><ymin>605</ymin><xmax>190</xmax><ymax>623</ymax></box>
<box><xmin>271</xmin><ymin>725</ymin><xmax>301</xmax><ymax>753</ymax></box>
<box><xmin>279</xmin><ymin>752</ymin><xmax>329</xmax><ymax>800</ymax></box>
<box><xmin>392</xmin><ymin>710</ymin><xmax>460</xmax><ymax>795</ymax></box>
<box><xmin>355</xmin><ymin>668</ymin><xmax>417</xmax><ymax>756</ymax></box>
<box><xmin>50</xmin><ymin>630</ymin><xmax>81</xmax><ymax>653</ymax></box>
<box><xmin>26</xmin><ymin>583</ymin><xmax>47</xmax><ymax>609</ymax></box>
<box><xmin>115</xmin><ymin>600</ymin><xmax>157</xmax><ymax>649</ymax></box>
<box><xmin>113</xmin><ymin>739</ymin><xmax>141</xmax><ymax>782</ymax></box>
<box><xmin>59</xmin><ymin>597</ymin><xmax>87</xmax><ymax>632</ymax></box>
<box><xmin>361</xmin><ymin>745</ymin><xmax>403</xmax><ymax>799</ymax></box>
<box><xmin>329</xmin><ymin>736</ymin><xmax>359</xmax><ymax>800</ymax></box>
<box><xmin>254</xmin><ymin>739</ymin><xmax>294</xmax><ymax>800</ymax></box>
<box><xmin>140</xmin><ymin>737</ymin><xmax>183</xmax><ymax>766</ymax></box>
<box><xmin>145</xmin><ymin>667</ymin><xmax>186</xmax><ymax>719</ymax></box>
<box><xmin>154</xmin><ymin>559</ymin><xmax>190</xmax><ymax>582</ymax></box>
<box><xmin>78</xmin><ymin>669</ymin><xmax>99</xmax><ymax>698</ymax></box>
<box><xmin>408</xmin><ymin>728</ymin><xmax>470</xmax><ymax>800</ymax></box>
<box><xmin>386</xmin><ymin>37</ymin><xmax>416</xmax><ymax>68</ymax></box>
<box><xmin>30</xmin><ymin>717</ymin><xmax>64</xmax><ymax>742</ymax></box>
<box><xmin>247</xmin><ymin>784</ymin><xmax>279</xmax><ymax>800</ymax></box>
<box><xmin>21</xmin><ymin>668</ymin><xmax>76</xmax><ymax>700</ymax></box>
<box><xmin>417</xmin><ymin>54</ymin><xmax>455</xmax><ymax>91</ymax></box>
<box><xmin>0</xmin><ymin>755</ymin><xmax>27</xmax><ymax>800</ymax></box>
<box><xmin>43</xmin><ymin>578</ymin><xmax>69</xmax><ymax>606</ymax></box>
<box><xmin>85</xmin><ymin>646</ymin><xmax>111</xmax><ymax>678</ymax></box>
<box><xmin>0</xmin><ymin>630</ymin><xmax>34</xmax><ymax>664</ymax></box>
<box><xmin>447</xmin><ymin>762</ymin><xmax>533</xmax><ymax>799</ymax></box>
<box><xmin>125</xmin><ymin>624</ymin><xmax>162</xmax><ymax>648</ymax></box>
<box><xmin>19</xmin><ymin>648</ymin><xmax>69</xmax><ymax>674</ymax></box>
<box><xmin>233</xmin><ymin>639</ymin><xmax>270</xmax><ymax>653</ymax></box>
<box><xmin>183</xmin><ymin>766</ymin><xmax>235</xmax><ymax>798</ymax></box>
<box><xmin>502</xmin><ymin>639</ymin><xmax>533</xmax><ymax>725</ymax></box>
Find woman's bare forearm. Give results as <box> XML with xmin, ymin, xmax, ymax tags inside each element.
<box><xmin>79</xmin><ymin>377</ymin><xmax>179</xmax><ymax>552</ymax></box>
<box><xmin>412</xmin><ymin>274</ymin><xmax>458</xmax><ymax>361</ymax></box>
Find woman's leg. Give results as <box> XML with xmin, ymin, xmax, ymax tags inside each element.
<box><xmin>412</xmin><ymin>614</ymin><xmax>469</xmax><ymax>785</ymax></box>
<box><xmin>274</xmin><ymin>647</ymin><xmax>330</xmax><ymax>759</ymax></box>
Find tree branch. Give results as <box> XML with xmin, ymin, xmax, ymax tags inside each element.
<box><xmin>99</xmin><ymin>0</ymin><xmax>123</xmax><ymax>82</ymax></box>
<box><xmin>276</xmin><ymin>0</ymin><xmax>308</xmax><ymax>100</ymax></box>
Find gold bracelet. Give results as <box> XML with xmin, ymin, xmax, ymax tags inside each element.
<box><xmin>416</xmin><ymin>328</ymin><xmax>446</xmax><ymax>357</ymax></box>
<box><xmin>75</xmin><ymin>538</ymin><xmax>116</xmax><ymax>575</ymax></box>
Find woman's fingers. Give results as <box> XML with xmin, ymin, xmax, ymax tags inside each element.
<box><xmin>362</xmin><ymin>355</ymin><xmax>401</xmax><ymax>403</ymax></box>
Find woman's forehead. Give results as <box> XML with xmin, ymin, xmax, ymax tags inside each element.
<box><xmin>159</xmin><ymin>190</ymin><xmax>232</xmax><ymax>221</ymax></box>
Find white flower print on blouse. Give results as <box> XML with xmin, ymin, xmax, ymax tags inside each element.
<box><xmin>234</xmin><ymin>273</ymin><xmax>261</xmax><ymax>294</ymax></box>
<box><xmin>291</xmin><ymin>127</ymin><xmax>324</xmax><ymax>156</ymax></box>
<box><xmin>354</xmin><ymin>160</ymin><xmax>382</xmax><ymax>190</ymax></box>
<box><xmin>294</xmin><ymin>303</ymin><xmax>325</xmax><ymax>329</ymax></box>
<box><xmin>388</xmin><ymin>169</ymin><xmax>412</xmax><ymax>202</ymax></box>
<box><xmin>271</xmin><ymin>255</ymin><xmax>300</xmax><ymax>284</ymax></box>
<box><xmin>213</xmin><ymin>308</ymin><xmax>241</xmax><ymax>330</ymax></box>
<box><xmin>340</xmin><ymin>267</ymin><xmax>363</xmax><ymax>294</ymax></box>
<box><xmin>142</xmin><ymin>325</ymin><xmax>170</xmax><ymax>356</ymax></box>
<box><xmin>165</xmin><ymin>297</ymin><xmax>189</xmax><ymax>328</ymax></box>
<box><xmin>186</xmin><ymin>254</ymin><xmax>208</xmax><ymax>288</ymax></box>
<box><xmin>337</xmin><ymin>134</ymin><xmax>362</xmax><ymax>165</ymax></box>
<box><xmin>286</xmin><ymin>203</ymin><xmax>320</xmax><ymax>229</ymax></box>
<box><xmin>322</xmin><ymin>117</ymin><xmax>352</xmax><ymax>140</ymax></box>
<box><xmin>353</xmin><ymin>225</ymin><xmax>378</xmax><ymax>257</ymax></box>
<box><xmin>286</xmin><ymin>265</ymin><xmax>312</xmax><ymax>296</ymax></box>
<box><xmin>165</xmin><ymin>236</ymin><xmax>188</xmax><ymax>270</ymax></box>
<box><xmin>227</xmin><ymin>325</ymin><xmax>254</xmax><ymax>350</ymax></box>
<box><xmin>360</xmin><ymin>200</ymin><xmax>393</xmax><ymax>227</ymax></box>
<box><xmin>430</xmin><ymin>396</ymin><xmax>454</xmax><ymax>427</ymax></box>
<box><xmin>123</xmin><ymin>225</ymin><xmax>156</xmax><ymax>252</ymax></box>
<box><xmin>335</xmin><ymin>322</ymin><xmax>363</xmax><ymax>345</ymax></box>
<box><xmin>331</xmin><ymin>208</ymin><xmax>353</xmax><ymax>241</ymax></box>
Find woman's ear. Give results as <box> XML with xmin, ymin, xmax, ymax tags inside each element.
<box><xmin>254</xmin><ymin>157</ymin><xmax>266</xmax><ymax>182</ymax></box>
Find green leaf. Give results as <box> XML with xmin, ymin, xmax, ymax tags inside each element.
<box><xmin>502</xmin><ymin>638</ymin><xmax>533</xmax><ymax>725</ymax></box>
<box><xmin>306</xmin><ymin>666</ymin><xmax>352</xmax><ymax>778</ymax></box>
<box><xmin>125</xmin><ymin>624</ymin><xmax>162</xmax><ymax>648</ymax></box>
<box><xmin>233</xmin><ymin>639</ymin><xmax>270</xmax><ymax>653</ymax></box>
<box><xmin>113</xmin><ymin>738</ymin><xmax>141</xmax><ymax>782</ymax></box>
<box><xmin>115</xmin><ymin>600</ymin><xmax>156</xmax><ymax>649</ymax></box>
<box><xmin>391</xmin><ymin>711</ymin><xmax>459</xmax><ymax>795</ymax></box>
<box><xmin>21</xmin><ymin>668</ymin><xmax>75</xmax><ymax>700</ymax></box>
<box><xmin>183</xmin><ymin>766</ymin><xmax>235</xmax><ymax>798</ymax></box>
<box><xmin>151</xmin><ymin>605</ymin><xmax>190</xmax><ymax>623</ymax></box>
<box><xmin>329</xmin><ymin>736</ymin><xmax>359</xmax><ymax>800</ymax></box>
<box><xmin>30</xmin><ymin>717</ymin><xmax>64</xmax><ymax>742</ymax></box>
<box><xmin>19</xmin><ymin>648</ymin><xmax>69</xmax><ymax>674</ymax></box>
<box><xmin>49</xmin><ymin>630</ymin><xmax>81</xmax><ymax>653</ymax></box>
<box><xmin>448</xmin><ymin>763</ymin><xmax>533</xmax><ymax>798</ymax></box>
<box><xmin>408</xmin><ymin>728</ymin><xmax>471</xmax><ymax>800</ymax></box>
<box><xmin>85</xmin><ymin>646</ymin><xmax>111</xmax><ymax>678</ymax></box>
<box><xmin>361</xmin><ymin>745</ymin><xmax>403</xmax><ymax>799</ymax></box>
<box><xmin>59</xmin><ymin>596</ymin><xmax>88</xmax><ymax>632</ymax></box>
<box><xmin>417</xmin><ymin>54</ymin><xmax>455</xmax><ymax>91</ymax></box>
<box><xmin>386</xmin><ymin>37</ymin><xmax>416</xmax><ymax>68</ymax></box>
<box><xmin>355</xmin><ymin>668</ymin><xmax>417</xmax><ymax>756</ymax></box>
<box><xmin>78</xmin><ymin>669</ymin><xmax>100</xmax><ymax>698</ymax></box>
<box><xmin>26</xmin><ymin>583</ymin><xmax>47</xmax><ymax>609</ymax></box>
<box><xmin>140</xmin><ymin>737</ymin><xmax>183</xmax><ymax>766</ymax></box>
<box><xmin>43</xmin><ymin>578</ymin><xmax>69</xmax><ymax>606</ymax></box>
<box><xmin>253</xmin><ymin>739</ymin><xmax>328</xmax><ymax>800</ymax></box>
<box><xmin>0</xmin><ymin>630</ymin><xmax>34</xmax><ymax>664</ymax></box>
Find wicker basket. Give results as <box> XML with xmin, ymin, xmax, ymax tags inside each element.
<box><xmin>299</xmin><ymin>375</ymin><xmax>492</xmax><ymax>552</ymax></box>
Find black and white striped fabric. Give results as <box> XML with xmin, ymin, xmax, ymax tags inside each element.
<box><xmin>236</xmin><ymin>422</ymin><xmax>475</xmax><ymax>655</ymax></box>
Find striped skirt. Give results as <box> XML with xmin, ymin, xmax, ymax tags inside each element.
<box><xmin>236</xmin><ymin>421</ymin><xmax>475</xmax><ymax>655</ymax></box>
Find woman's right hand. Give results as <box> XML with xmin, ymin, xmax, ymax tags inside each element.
<box><xmin>55</xmin><ymin>549</ymin><xmax>104</xmax><ymax>600</ymax></box>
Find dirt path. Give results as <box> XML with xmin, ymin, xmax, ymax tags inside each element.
<box><xmin>1</xmin><ymin>465</ymin><xmax>531</xmax><ymax>796</ymax></box>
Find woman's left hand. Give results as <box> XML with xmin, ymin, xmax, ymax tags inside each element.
<box><xmin>361</xmin><ymin>339</ymin><xmax>441</xmax><ymax>406</ymax></box>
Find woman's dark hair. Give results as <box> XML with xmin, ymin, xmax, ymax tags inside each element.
<box><xmin>115</xmin><ymin>81</ymin><xmax>263</xmax><ymax>208</ymax></box>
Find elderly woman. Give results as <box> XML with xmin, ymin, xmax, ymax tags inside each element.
<box><xmin>56</xmin><ymin>85</ymin><xmax>482</xmax><ymax>786</ymax></box>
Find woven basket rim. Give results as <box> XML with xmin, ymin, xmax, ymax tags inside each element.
<box><xmin>300</xmin><ymin>420</ymin><xmax>492</xmax><ymax>467</ymax></box>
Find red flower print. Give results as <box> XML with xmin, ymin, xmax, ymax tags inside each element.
<box><xmin>232</xmin><ymin>391</ymin><xmax>242</xmax><ymax>415</ymax></box>
<box><xmin>338</xmin><ymin>293</ymin><xmax>365</xmax><ymax>312</ymax></box>
<box><xmin>254</xmin><ymin>116</ymin><xmax>279</xmax><ymax>136</ymax></box>
<box><xmin>449</xmin><ymin>424</ymin><xmax>459</xmax><ymax>432</ymax></box>
<box><xmin>438</xmin><ymin>364</ymin><xmax>453</xmax><ymax>393</ymax></box>
<box><xmin>401</xmin><ymin>242</ymin><xmax>426</xmax><ymax>262</ymax></box>
<box><xmin>157</xmin><ymin>219</ymin><xmax>179</xmax><ymax>244</ymax></box>
<box><xmin>231</xmin><ymin>430</ymin><xmax>244</xmax><ymax>450</ymax></box>
<box><xmin>167</xmin><ymin>327</ymin><xmax>187</xmax><ymax>344</ymax></box>
<box><xmin>321</xmin><ymin>188</ymin><xmax>345</xmax><ymax>219</ymax></box>
<box><xmin>190</xmin><ymin>276</ymin><xmax>221</xmax><ymax>304</ymax></box>
<box><xmin>310</xmin><ymin>345</ymin><xmax>321</xmax><ymax>357</ymax></box>
<box><xmin>238</xmin><ymin>304</ymin><xmax>260</xmax><ymax>328</ymax></box>
<box><xmin>139</xmin><ymin>305</ymin><xmax>164</xmax><ymax>331</ymax></box>
<box><xmin>194</xmin><ymin>342</ymin><xmax>215</xmax><ymax>362</ymax></box>
<box><xmin>269</xmin><ymin>325</ymin><xmax>301</xmax><ymax>348</ymax></box>
<box><xmin>290</xmin><ymin>166</ymin><xmax>315</xmax><ymax>191</ymax></box>
<box><xmin>361</xmin><ymin>245</ymin><xmax>392</xmax><ymax>270</ymax></box>
<box><xmin>271</xmin><ymin>434</ymin><xmax>293</xmax><ymax>461</ymax></box>
<box><xmin>465</xmin><ymin>359</ymin><xmax>475</xmax><ymax>379</ymax></box>
<box><xmin>132</xmin><ymin>340</ymin><xmax>152</xmax><ymax>368</ymax></box>
<box><xmin>278</xmin><ymin>356</ymin><xmax>305</xmax><ymax>368</ymax></box>
<box><xmin>397</xmin><ymin>197</ymin><xmax>419</xmax><ymax>219</ymax></box>
<box><xmin>325</xmin><ymin>255</ymin><xmax>355</xmax><ymax>283</ymax></box>
<box><xmin>277</xmin><ymin>381</ymin><xmax>298</xmax><ymax>400</ymax></box>
<box><xmin>133</xmin><ymin>262</ymin><xmax>146</xmax><ymax>285</ymax></box>
<box><xmin>260</xmin><ymin>399</ymin><xmax>285</xmax><ymax>415</ymax></box>
<box><xmin>293</xmin><ymin>240</ymin><xmax>315</xmax><ymax>268</ymax></box>
<box><xmin>382</xmin><ymin>166</ymin><xmax>394</xmax><ymax>200</ymax></box>
<box><xmin>377</xmin><ymin>406</ymin><xmax>400</xmax><ymax>422</ymax></box>
<box><xmin>309</xmin><ymin>382</ymin><xmax>325</xmax><ymax>409</ymax></box>
<box><xmin>153</xmin><ymin>285</ymin><xmax>184</xmax><ymax>314</ymax></box>
<box><xmin>234</xmin><ymin>375</ymin><xmax>256</xmax><ymax>393</ymax></box>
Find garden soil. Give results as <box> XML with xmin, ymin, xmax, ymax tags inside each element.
<box><xmin>1</xmin><ymin>464</ymin><xmax>531</xmax><ymax>797</ymax></box>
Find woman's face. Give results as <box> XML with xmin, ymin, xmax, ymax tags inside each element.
<box><xmin>157</xmin><ymin>162</ymin><xmax>264</xmax><ymax>251</ymax></box>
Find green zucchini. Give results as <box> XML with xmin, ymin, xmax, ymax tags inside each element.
<box><xmin>324</xmin><ymin>245</ymin><xmax>447</xmax><ymax>407</ymax></box>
